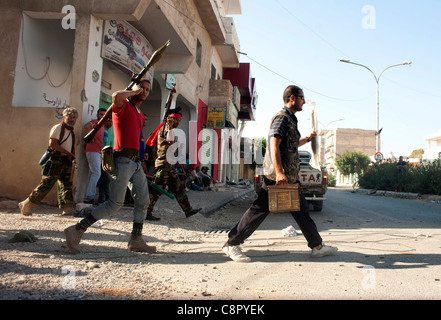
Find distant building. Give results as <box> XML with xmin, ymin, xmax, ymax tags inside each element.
<box><xmin>424</xmin><ymin>129</ymin><xmax>441</xmax><ymax>160</ymax></box>
<box><xmin>320</xmin><ymin>128</ymin><xmax>377</xmax><ymax>185</ymax></box>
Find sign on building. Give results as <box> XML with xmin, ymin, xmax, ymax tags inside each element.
<box><xmin>207</xmin><ymin>106</ymin><xmax>226</xmax><ymax>129</ymax></box>
<box><xmin>102</xmin><ymin>20</ymin><xmax>154</xmax><ymax>81</ymax></box>
<box><xmin>225</xmin><ymin>100</ymin><xmax>238</xmax><ymax>129</ymax></box>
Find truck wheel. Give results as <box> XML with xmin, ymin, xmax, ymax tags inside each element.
<box><xmin>313</xmin><ymin>201</ymin><xmax>323</xmax><ymax>212</ymax></box>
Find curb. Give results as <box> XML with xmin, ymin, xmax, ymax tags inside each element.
<box><xmin>202</xmin><ymin>188</ymin><xmax>255</xmax><ymax>216</ymax></box>
<box><xmin>353</xmin><ymin>188</ymin><xmax>441</xmax><ymax>202</ymax></box>
<box><xmin>356</xmin><ymin>188</ymin><xmax>419</xmax><ymax>199</ymax></box>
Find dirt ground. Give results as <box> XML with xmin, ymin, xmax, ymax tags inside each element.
<box><xmin>0</xmin><ymin>191</ymin><xmax>255</xmax><ymax>300</ymax></box>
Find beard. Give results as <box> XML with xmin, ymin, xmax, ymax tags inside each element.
<box><xmin>133</xmin><ymin>94</ymin><xmax>146</xmax><ymax>103</ymax></box>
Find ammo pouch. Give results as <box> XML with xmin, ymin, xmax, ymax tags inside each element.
<box><xmin>101</xmin><ymin>146</ymin><xmax>114</xmax><ymax>174</ymax></box>
<box><xmin>39</xmin><ymin>147</ymin><xmax>53</xmax><ymax>165</ymax></box>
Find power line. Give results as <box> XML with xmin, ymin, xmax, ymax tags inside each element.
<box><xmin>160</xmin><ymin>0</ymin><xmax>368</xmax><ymax>102</ymax></box>
<box><xmin>275</xmin><ymin>0</ymin><xmax>350</xmax><ymax>58</ymax></box>
<box><xmin>241</xmin><ymin>53</ymin><xmax>370</xmax><ymax>102</ymax></box>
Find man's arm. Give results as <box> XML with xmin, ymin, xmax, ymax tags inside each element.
<box><xmin>112</xmin><ymin>84</ymin><xmax>144</xmax><ymax>108</ymax></box>
<box><xmin>49</xmin><ymin>137</ymin><xmax>75</xmax><ymax>161</ymax></box>
<box><xmin>270</xmin><ymin>135</ymin><xmax>287</xmax><ymax>185</ymax></box>
<box><xmin>299</xmin><ymin>131</ymin><xmax>317</xmax><ymax>147</ymax></box>
<box><xmin>84</xmin><ymin>121</ymin><xmax>93</xmax><ymax>134</ymax></box>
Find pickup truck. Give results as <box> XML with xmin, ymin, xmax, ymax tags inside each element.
<box><xmin>254</xmin><ymin>150</ymin><xmax>328</xmax><ymax>211</ymax></box>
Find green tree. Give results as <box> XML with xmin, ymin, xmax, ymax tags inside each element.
<box><xmin>409</xmin><ymin>148</ymin><xmax>424</xmax><ymax>159</ymax></box>
<box><xmin>335</xmin><ymin>150</ymin><xmax>371</xmax><ymax>185</ymax></box>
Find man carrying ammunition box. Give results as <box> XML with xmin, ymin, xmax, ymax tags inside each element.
<box><xmin>64</xmin><ymin>79</ymin><xmax>156</xmax><ymax>254</ymax></box>
<box><xmin>222</xmin><ymin>85</ymin><xmax>338</xmax><ymax>262</ymax></box>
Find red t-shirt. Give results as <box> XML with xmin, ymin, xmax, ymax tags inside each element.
<box><xmin>85</xmin><ymin>119</ymin><xmax>104</xmax><ymax>153</ymax></box>
<box><xmin>112</xmin><ymin>100</ymin><xmax>144</xmax><ymax>151</ymax></box>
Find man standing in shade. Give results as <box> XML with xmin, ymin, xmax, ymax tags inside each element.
<box><xmin>64</xmin><ymin>79</ymin><xmax>156</xmax><ymax>254</ymax></box>
<box><xmin>223</xmin><ymin>85</ymin><xmax>338</xmax><ymax>262</ymax></box>
<box><xmin>83</xmin><ymin>108</ymin><xmax>112</xmax><ymax>205</ymax></box>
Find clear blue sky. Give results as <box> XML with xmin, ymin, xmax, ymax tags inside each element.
<box><xmin>234</xmin><ymin>0</ymin><xmax>441</xmax><ymax>158</ymax></box>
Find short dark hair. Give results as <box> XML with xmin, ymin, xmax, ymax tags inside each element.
<box><xmin>97</xmin><ymin>108</ymin><xmax>107</xmax><ymax>115</ymax></box>
<box><xmin>283</xmin><ymin>85</ymin><xmax>303</xmax><ymax>103</ymax></box>
<box><xmin>139</xmin><ymin>78</ymin><xmax>151</xmax><ymax>85</ymax></box>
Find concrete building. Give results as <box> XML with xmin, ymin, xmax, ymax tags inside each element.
<box><xmin>0</xmin><ymin>0</ymin><xmax>257</xmax><ymax>204</ymax></box>
<box><xmin>321</xmin><ymin>128</ymin><xmax>377</xmax><ymax>184</ymax></box>
<box><xmin>424</xmin><ymin>129</ymin><xmax>441</xmax><ymax>160</ymax></box>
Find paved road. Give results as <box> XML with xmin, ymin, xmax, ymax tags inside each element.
<box><xmin>2</xmin><ymin>187</ymin><xmax>440</xmax><ymax>306</ymax></box>
<box><xmin>177</xmin><ymin>187</ymin><xmax>441</xmax><ymax>301</ymax></box>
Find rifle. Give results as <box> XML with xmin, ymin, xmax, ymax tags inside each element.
<box><xmin>160</xmin><ymin>85</ymin><xmax>179</xmax><ymax>137</ymax></box>
<box><xmin>83</xmin><ymin>40</ymin><xmax>171</xmax><ymax>143</ymax></box>
<box><xmin>147</xmin><ymin>179</ymin><xmax>175</xmax><ymax>200</ymax></box>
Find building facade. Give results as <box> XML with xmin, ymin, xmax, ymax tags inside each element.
<box><xmin>321</xmin><ymin>128</ymin><xmax>377</xmax><ymax>185</ymax></box>
<box><xmin>424</xmin><ymin>129</ymin><xmax>441</xmax><ymax>160</ymax></box>
<box><xmin>0</xmin><ymin>0</ymin><xmax>257</xmax><ymax>204</ymax></box>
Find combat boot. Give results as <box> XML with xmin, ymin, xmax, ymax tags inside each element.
<box><xmin>185</xmin><ymin>208</ymin><xmax>201</xmax><ymax>218</ymax></box>
<box><xmin>18</xmin><ymin>198</ymin><xmax>34</xmax><ymax>216</ymax></box>
<box><xmin>128</xmin><ymin>235</ymin><xmax>157</xmax><ymax>253</ymax></box>
<box><xmin>64</xmin><ymin>225</ymin><xmax>85</xmax><ymax>254</ymax></box>
<box><xmin>146</xmin><ymin>210</ymin><xmax>160</xmax><ymax>221</ymax></box>
<box><xmin>60</xmin><ymin>204</ymin><xmax>76</xmax><ymax>216</ymax></box>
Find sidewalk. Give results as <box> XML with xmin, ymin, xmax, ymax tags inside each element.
<box><xmin>0</xmin><ymin>183</ymin><xmax>255</xmax><ymax>216</ymax></box>
<box><xmin>144</xmin><ymin>183</ymin><xmax>255</xmax><ymax>218</ymax></box>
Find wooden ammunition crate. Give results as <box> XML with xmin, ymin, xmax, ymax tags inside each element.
<box><xmin>268</xmin><ymin>184</ymin><xmax>300</xmax><ymax>213</ymax></box>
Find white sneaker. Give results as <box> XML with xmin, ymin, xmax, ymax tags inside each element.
<box><xmin>222</xmin><ymin>243</ymin><xmax>251</xmax><ymax>262</ymax></box>
<box><xmin>311</xmin><ymin>243</ymin><xmax>338</xmax><ymax>258</ymax></box>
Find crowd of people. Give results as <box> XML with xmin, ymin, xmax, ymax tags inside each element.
<box><xmin>177</xmin><ymin>164</ymin><xmax>214</xmax><ymax>192</ymax></box>
<box><xmin>18</xmin><ymin>83</ymin><xmax>337</xmax><ymax>261</ymax></box>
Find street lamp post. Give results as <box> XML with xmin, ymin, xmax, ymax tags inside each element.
<box><xmin>340</xmin><ymin>59</ymin><xmax>412</xmax><ymax>153</ymax></box>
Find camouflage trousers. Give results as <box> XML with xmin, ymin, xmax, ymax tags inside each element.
<box><xmin>148</xmin><ymin>166</ymin><xmax>192</xmax><ymax>215</ymax></box>
<box><xmin>29</xmin><ymin>158</ymin><xmax>73</xmax><ymax>209</ymax></box>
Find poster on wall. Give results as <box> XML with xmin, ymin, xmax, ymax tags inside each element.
<box><xmin>102</xmin><ymin>20</ymin><xmax>154</xmax><ymax>82</ymax></box>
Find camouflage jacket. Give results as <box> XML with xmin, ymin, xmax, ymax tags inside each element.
<box><xmin>155</xmin><ymin>122</ymin><xmax>175</xmax><ymax>169</ymax></box>
<box><xmin>263</xmin><ymin>107</ymin><xmax>301</xmax><ymax>183</ymax></box>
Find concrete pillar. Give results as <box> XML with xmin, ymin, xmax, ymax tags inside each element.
<box><xmin>68</xmin><ymin>14</ymin><xmax>104</xmax><ymax>203</ymax></box>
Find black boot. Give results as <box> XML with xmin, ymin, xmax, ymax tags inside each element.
<box><xmin>185</xmin><ymin>208</ymin><xmax>201</xmax><ymax>218</ymax></box>
<box><xmin>146</xmin><ymin>212</ymin><xmax>160</xmax><ymax>221</ymax></box>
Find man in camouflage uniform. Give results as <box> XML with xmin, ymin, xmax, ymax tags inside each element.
<box><xmin>146</xmin><ymin>111</ymin><xmax>201</xmax><ymax>220</ymax></box>
<box><xmin>223</xmin><ymin>85</ymin><xmax>338</xmax><ymax>262</ymax></box>
<box><xmin>19</xmin><ymin>107</ymin><xmax>78</xmax><ymax>215</ymax></box>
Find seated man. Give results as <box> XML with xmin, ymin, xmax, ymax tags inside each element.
<box><xmin>197</xmin><ymin>166</ymin><xmax>213</xmax><ymax>190</ymax></box>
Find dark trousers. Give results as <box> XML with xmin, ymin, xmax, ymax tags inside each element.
<box><xmin>227</xmin><ymin>178</ymin><xmax>323</xmax><ymax>249</ymax></box>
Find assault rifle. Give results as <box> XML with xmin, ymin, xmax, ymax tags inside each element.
<box><xmin>160</xmin><ymin>85</ymin><xmax>180</xmax><ymax>137</ymax></box>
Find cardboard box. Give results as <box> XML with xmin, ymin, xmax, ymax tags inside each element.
<box><xmin>268</xmin><ymin>184</ymin><xmax>300</xmax><ymax>213</ymax></box>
